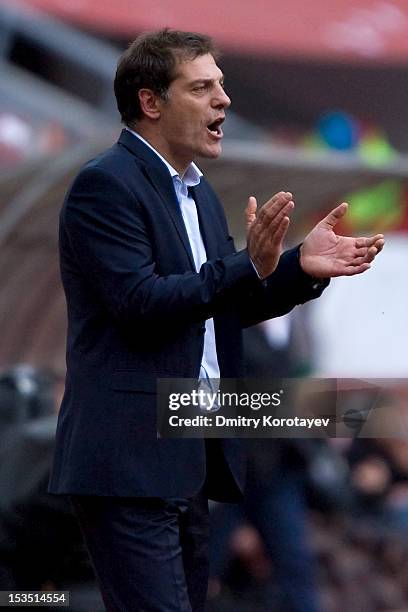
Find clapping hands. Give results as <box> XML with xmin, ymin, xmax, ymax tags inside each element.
<box><xmin>246</xmin><ymin>193</ymin><xmax>384</xmax><ymax>280</ymax></box>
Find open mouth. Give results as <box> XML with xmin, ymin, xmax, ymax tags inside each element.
<box><xmin>206</xmin><ymin>117</ymin><xmax>224</xmax><ymax>138</ymax></box>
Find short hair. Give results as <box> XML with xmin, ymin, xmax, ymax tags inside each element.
<box><xmin>114</xmin><ymin>29</ymin><xmax>219</xmax><ymax>125</ymax></box>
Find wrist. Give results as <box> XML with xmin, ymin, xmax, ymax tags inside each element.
<box><xmin>297</xmin><ymin>244</ymin><xmax>327</xmax><ymax>288</ymax></box>
<box><xmin>249</xmin><ymin>256</ymin><xmax>269</xmax><ymax>286</ymax></box>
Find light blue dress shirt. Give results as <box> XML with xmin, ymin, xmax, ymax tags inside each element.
<box><xmin>127</xmin><ymin>129</ymin><xmax>220</xmax><ymax>383</ymax></box>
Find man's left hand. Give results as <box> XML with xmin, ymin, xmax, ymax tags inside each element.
<box><xmin>300</xmin><ymin>202</ymin><xmax>385</xmax><ymax>278</ymax></box>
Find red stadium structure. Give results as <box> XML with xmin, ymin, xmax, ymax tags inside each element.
<box><xmin>10</xmin><ymin>0</ymin><xmax>408</xmax><ymax>63</ymax></box>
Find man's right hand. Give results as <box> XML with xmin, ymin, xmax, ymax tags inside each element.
<box><xmin>245</xmin><ymin>191</ymin><xmax>294</xmax><ymax>279</ymax></box>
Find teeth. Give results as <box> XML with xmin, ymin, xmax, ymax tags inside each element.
<box><xmin>207</xmin><ymin>124</ymin><xmax>220</xmax><ymax>135</ymax></box>
<box><xmin>207</xmin><ymin>121</ymin><xmax>223</xmax><ymax>137</ymax></box>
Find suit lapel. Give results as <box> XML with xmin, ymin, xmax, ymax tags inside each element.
<box><xmin>118</xmin><ymin>129</ymin><xmax>195</xmax><ymax>270</ymax></box>
<box><xmin>142</xmin><ymin>164</ymin><xmax>195</xmax><ymax>270</ymax></box>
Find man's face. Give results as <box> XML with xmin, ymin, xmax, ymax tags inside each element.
<box><xmin>157</xmin><ymin>53</ymin><xmax>231</xmax><ymax>171</ymax></box>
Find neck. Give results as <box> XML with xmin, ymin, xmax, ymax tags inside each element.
<box><xmin>131</xmin><ymin>123</ymin><xmax>190</xmax><ymax>176</ymax></box>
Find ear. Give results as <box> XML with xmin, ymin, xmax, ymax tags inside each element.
<box><xmin>138</xmin><ymin>88</ymin><xmax>162</xmax><ymax>120</ymax></box>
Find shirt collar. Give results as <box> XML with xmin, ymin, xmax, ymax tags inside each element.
<box><xmin>126</xmin><ymin>128</ymin><xmax>202</xmax><ymax>187</ymax></box>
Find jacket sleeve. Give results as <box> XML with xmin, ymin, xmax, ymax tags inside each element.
<box><xmin>196</xmin><ymin>179</ymin><xmax>330</xmax><ymax>328</ymax></box>
<box><xmin>234</xmin><ymin>246</ymin><xmax>330</xmax><ymax>328</ymax></box>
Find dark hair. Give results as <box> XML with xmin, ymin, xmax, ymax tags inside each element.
<box><xmin>114</xmin><ymin>29</ymin><xmax>219</xmax><ymax>125</ymax></box>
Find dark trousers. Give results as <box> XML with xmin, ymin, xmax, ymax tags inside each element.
<box><xmin>71</xmin><ymin>491</ymin><xmax>209</xmax><ymax>612</ymax></box>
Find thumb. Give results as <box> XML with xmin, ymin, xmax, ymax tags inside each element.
<box><xmin>320</xmin><ymin>202</ymin><xmax>348</xmax><ymax>229</ymax></box>
<box><xmin>245</xmin><ymin>196</ymin><xmax>257</xmax><ymax>234</ymax></box>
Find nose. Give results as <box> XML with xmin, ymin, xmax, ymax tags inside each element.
<box><xmin>213</xmin><ymin>84</ymin><xmax>231</xmax><ymax>109</ymax></box>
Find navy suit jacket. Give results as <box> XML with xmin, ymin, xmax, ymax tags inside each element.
<box><xmin>49</xmin><ymin>129</ymin><xmax>327</xmax><ymax>501</ymax></box>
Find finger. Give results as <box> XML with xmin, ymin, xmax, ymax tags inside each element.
<box><xmin>254</xmin><ymin>199</ymin><xmax>294</xmax><ymax>240</ymax></box>
<box><xmin>272</xmin><ymin>215</ymin><xmax>291</xmax><ymax>242</ymax></box>
<box><xmin>245</xmin><ymin>196</ymin><xmax>257</xmax><ymax>234</ymax></box>
<box><xmin>256</xmin><ymin>201</ymin><xmax>294</xmax><ymax>250</ymax></box>
<box><xmin>319</xmin><ymin>202</ymin><xmax>348</xmax><ymax>229</ymax></box>
<box><xmin>268</xmin><ymin>215</ymin><xmax>290</xmax><ymax>248</ymax></box>
<box><xmin>348</xmin><ymin>247</ymin><xmax>378</xmax><ymax>266</ymax></box>
<box><xmin>263</xmin><ymin>191</ymin><xmax>292</xmax><ymax>209</ymax></box>
<box><xmin>258</xmin><ymin>191</ymin><xmax>293</xmax><ymax>223</ymax></box>
<box><xmin>374</xmin><ymin>238</ymin><xmax>385</xmax><ymax>253</ymax></box>
<box><xmin>355</xmin><ymin>234</ymin><xmax>384</xmax><ymax>248</ymax></box>
<box><xmin>366</xmin><ymin>246</ymin><xmax>379</xmax><ymax>262</ymax></box>
<box><xmin>343</xmin><ymin>262</ymin><xmax>371</xmax><ymax>276</ymax></box>
<box><xmin>356</xmin><ymin>245</ymin><xmax>378</xmax><ymax>259</ymax></box>
<box><xmin>354</xmin><ymin>246</ymin><xmax>370</xmax><ymax>258</ymax></box>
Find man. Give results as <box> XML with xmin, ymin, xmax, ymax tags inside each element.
<box><xmin>49</xmin><ymin>29</ymin><xmax>384</xmax><ymax>611</ymax></box>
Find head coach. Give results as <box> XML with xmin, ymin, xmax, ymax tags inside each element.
<box><xmin>49</xmin><ymin>29</ymin><xmax>384</xmax><ymax>611</ymax></box>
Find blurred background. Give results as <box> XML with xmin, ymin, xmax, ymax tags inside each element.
<box><xmin>0</xmin><ymin>1</ymin><xmax>407</xmax><ymax>610</ymax></box>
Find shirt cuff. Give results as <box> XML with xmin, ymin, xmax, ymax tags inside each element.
<box><xmin>249</xmin><ymin>257</ymin><xmax>268</xmax><ymax>287</ymax></box>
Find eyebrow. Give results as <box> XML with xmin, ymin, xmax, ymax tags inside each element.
<box><xmin>189</xmin><ymin>76</ymin><xmax>224</xmax><ymax>86</ymax></box>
